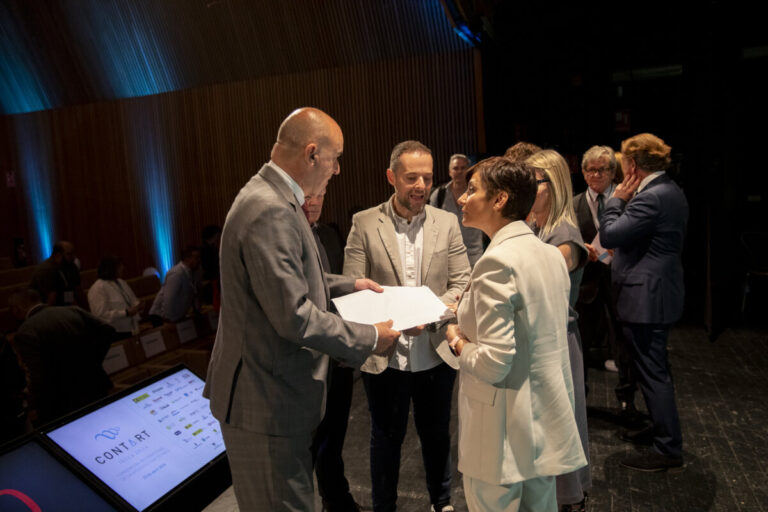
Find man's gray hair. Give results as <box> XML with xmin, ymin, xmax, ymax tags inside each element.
<box><xmin>581</xmin><ymin>145</ymin><xmax>617</xmax><ymax>171</ymax></box>
<box><xmin>449</xmin><ymin>153</ymin><xmax>470</xmax><ymax>165</ymax></box>
<box><xmin>389</xmin><ymin>140</ymin><xmax>432</xmax><ymax>173</ymax></box>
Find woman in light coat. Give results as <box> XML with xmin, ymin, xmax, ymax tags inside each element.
<box><xmin>446</xmin><ymin>157</ymin><xmax>586</xmax><ymax>512</ymax></box>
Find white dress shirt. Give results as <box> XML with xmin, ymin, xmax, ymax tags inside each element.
<box><xmin>88</xmin><ymin>278</ymin><xmax>141</xmax><ymax>334</ymax></box>
<box><xmin>586</xmin><ymin>183</ymin><xmax>615</xmax><ymax>229</ymax></box>
<box><xmin>269</xmin><ymin>160</ymin><xmax>306</xmax><ymax>205</ymax></box>
<box><xmin>386</xmin><ymin>200</ymin><xmax>442</xmax><ymax>372</ymax></box>
<box><xmin>637</xmin><ymin>170</ymin><xmax>666</xmax><ymax>193</ymax></box>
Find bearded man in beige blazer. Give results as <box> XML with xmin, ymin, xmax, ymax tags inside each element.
<box><xmin>344</xmin><ymin>140</ymin><xmax>471</xmax><ymax>512</ymax></box>
<box><xmin>204</xmin><ymin>108</ymin><xmax>400</xmax><ymax>512</ymax></box>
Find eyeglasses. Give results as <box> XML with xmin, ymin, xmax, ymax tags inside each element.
<box><xmin>536</xmin><ymin>178</ymin><xmax>550</xmax><ymax>184</ymax></box>
<box><xmin>584</xmin><ymin>167</ymin><xmax>612</xmax><ymax>175</ymax></box>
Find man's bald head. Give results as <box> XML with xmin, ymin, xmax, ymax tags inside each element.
<box><xmin>271</xmin><ymin>107</ymin><xmax>344</xmax><ymax>196</ymax></box>
<box><xmin>275</xmin><ymin>108</ymin><xmax>340</xmax><ymax>151</ymax></box>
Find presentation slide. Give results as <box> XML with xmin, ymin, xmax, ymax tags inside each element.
<box><xmin>0</xmin><ymin>439</ymin><xmax>117</xmax><ymax>512</ymax></box>
<box><xmin>46</xmin><ymin>369</ymin><xmax>225</xmax><ymax>512</ymax></box>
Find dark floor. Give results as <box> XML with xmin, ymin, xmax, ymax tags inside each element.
<box><xmin>333</xmin><ymin>325</ymin><xmax>768</xmax><ymax>512</ymax></box>
<box><xmin>203</xmin><ymin>325</ymin><xmax>768</xmax><ymax>512</ymax></box>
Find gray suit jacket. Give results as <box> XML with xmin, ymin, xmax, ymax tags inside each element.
<box><xmin>344</xmin><ymin>200</ymin><xmax>471</xmax><ymax>373</ymax></box>
<box><xmin>203</xmin><ymin>163</ymin><xmax>377</xmax><ymax>436</ymax></box>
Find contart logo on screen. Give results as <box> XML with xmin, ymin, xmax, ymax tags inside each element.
<box><xmin>94</xmin><ymin>427</ymin><xmax>120</xmax><ymax>440</ymax></box>
<box><xmin>94</xmin><ymin>430</ymin><xmax>152</xmax><ymax>465</ymax></box>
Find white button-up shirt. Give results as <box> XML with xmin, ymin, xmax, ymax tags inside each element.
<box><xmin>586</xmin><ymin>183</ymin><xmax>615</xmax><ymax>229</ymax></box>
<box><xmin>386</xmin><ymin>200</ymin><xmax>442</xmax><ymax>372</ymax></box>
<box><xmin>637</xmin><ymin>170</ymin><xmax>666</xmax><ymax>193</ymax></box>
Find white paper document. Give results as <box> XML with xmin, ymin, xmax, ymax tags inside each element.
<box><xmin>332</xmin><ymin>286</ymin><xmax>451</xmax><ymax>331</ymax></box>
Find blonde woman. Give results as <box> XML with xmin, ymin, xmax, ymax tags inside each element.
<box><xmin>447</xmin><ymin>157</ymin><xmax>586</xmax><ymax>511</ymax></box>
<box><xmin>527</xmin><ymin>150</ymin><xmax>590</xmax><ymax>512</ymax></box>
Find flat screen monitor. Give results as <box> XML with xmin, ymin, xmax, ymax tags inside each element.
<box><xmin>44</xmin><ymin>366</ymin><xmax>226</xmax><ymax>512</ymax></box>
<box><xmin>0</xmin><ymin>436</ymin><xmax>118</xmax><ymax>512</ymax></box>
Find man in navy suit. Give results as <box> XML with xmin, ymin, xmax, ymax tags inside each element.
<box><xmin>600</xmin><ymin>133</ymin><xmax>688</xmax><ymax>472</ymax></box>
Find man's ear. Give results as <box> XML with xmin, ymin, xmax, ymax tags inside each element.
<box><xmin>386</xmin><ymin>168</ymin><xmax>396</xmax><ymax>186</ymax></box>
<box><xmin>305</xmin><ymin>143</ymin><xmax>318</xmax><ymax>164</ymax></box>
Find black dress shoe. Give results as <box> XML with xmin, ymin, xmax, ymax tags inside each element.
<box><xmin>322</xmin><ymin>499</ymin><xmax>362</xmax><ymax>512</ymax></box>
<box><xmin>559</xmin><ymin>496</ymin><xmax>586</xmax><ymax>512</ymax></box>
<box><xmin>620</xmin><ymin>451</ymin><xmax>684</xmax><ymax>472</ymax></box>
<box><xmin>619</xmin><ymin>401</ymin><xmax>650</xmax><ymax>429</ymax></box>
<box><xmin>620</xmin><ymin>424</ymin><xmax>654</xmax><ymax>445</ymax></box>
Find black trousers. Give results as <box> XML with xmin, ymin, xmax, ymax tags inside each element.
<box><xmin>362</xmin><ymin>363</ymin><xmax>456</xmax><ymax>512</ymax></box>
<box><xmin>623</xmin><ymin>323</ymin><xmax>683</xmax><ymax>457</ymax></box>
<box><xmin>312</xmin><ymin>362</ymin><xmax>357</xmax><ymax>509</ymax></box>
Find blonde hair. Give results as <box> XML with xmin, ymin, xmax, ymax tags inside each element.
<box><xmin>526</xmin><ymin>149</ymin><xmax>578</xmax><ymax>238</ymax></box>
<box><xmin>621</xmin><ymin>133</ymin><xmax>671</xmax><ymax>172</ymax></box>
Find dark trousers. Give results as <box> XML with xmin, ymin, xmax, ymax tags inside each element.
<box><xmin>577</xmin><ymin>268</ymin><xmax>635</xmax><ymax>404</ymax></box>
<box><xmin>312</xmin><ymin>362</ymin><xmax>357</xmax><ymax>510</ymax></box>
<box><xmin>362</xmin><ymin>363</ymin><xmax>456</xmax><ymax>512</ymax></box>
<box><xmin>623</xmin><ymin>323</ymin><xmax>683</xmax><ymax>457</ymax></box>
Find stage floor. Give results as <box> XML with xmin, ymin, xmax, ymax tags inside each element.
<box><xmin>204</xmin><ymin>325</ymin><xmax>768</xmax><ymax>512</ymax></box>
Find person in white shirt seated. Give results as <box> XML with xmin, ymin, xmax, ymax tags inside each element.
<box><xmin>87</xmin><ymin>255</ymin><xmax>143</xmax><ymax>339</ymax></box>
<box><xmin>149</xmin><ymin>247</ymin><xmax>202</xmax><ymax>324</ymax></box>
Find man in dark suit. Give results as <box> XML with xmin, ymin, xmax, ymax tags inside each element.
<box><xmin>305</xmin><ymin>186</ymin><xmax>361</xmax><ymax>512</ymax></box>
<box><xmin>9</xmin><ymin>289</ymin><xmax>115</xmax><ymax>426</ymax></box>
<box><xmin>203</xmin><ymin>108</ymin><xmax>400</xmax><ymax>511</ymax></box>
<box><xmin>601</xmin><ymin>133</ymin><xmax>688</xmax><ymax>472</ymax></box>
<box><xmin>573</xmin><ymin>146</ymin><xmax>636</xmax><ymax>419</ymax></box>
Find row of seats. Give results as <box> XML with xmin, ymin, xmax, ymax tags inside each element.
<box><xmin>105</xmin><ymin>308</ymin><xmax>218</xmax><ymax>391</ymax></box>
<box><xmin>0</xmin><ymin>256</ymin><xmax>13</xmax><ymax>271</ymax></box>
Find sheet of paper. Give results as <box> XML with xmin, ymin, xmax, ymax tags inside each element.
<box><xmin>332</xmin><ymin>286</ymin><xmax>451</xmax><ymax>331</ymax></box>
<box><xmin>590</xmin><ymin>233</ymin><xmax>612</xmax><ymax>265</ymax></box>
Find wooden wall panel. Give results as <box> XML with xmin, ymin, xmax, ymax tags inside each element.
<box><xmin>2</xmin><ymin>50</ymin><xmax>478</xmax><ymax>278</ymax></box>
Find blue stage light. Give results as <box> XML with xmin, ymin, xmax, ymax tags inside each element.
<box><xmin>15</xmin><ymin>117</ymin><xmax>54</xmax><ymax>261</ymax></box>
<box><xmin>126</xmin><ymin>110</ymin><xmax>175</xmax><ymax>281</ymax></box>
<box><xmin>62</xmin><ymin>0</ymin><xmax>180</xmax><ymax>99</ymax></box>
<box><xmin>0</xmin><ymin>6</ymin><xmax>53</xmax><ymax>114</ymax></box>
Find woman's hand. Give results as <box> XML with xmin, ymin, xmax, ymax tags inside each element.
<box><xmin>446</xmin><ymin>324</ymin><xmax>470</xmax><ymax>356</ymax></box>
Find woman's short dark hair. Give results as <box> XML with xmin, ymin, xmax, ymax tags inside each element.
<box><xmin>97</xmin><ymin>255</ymin><xmax>121</xmax><ymax>280</ymax></box>
<box><xmin>472</xmin><ymin>157</ymin><xmax>537</xmax><ymax>221</ymax></box>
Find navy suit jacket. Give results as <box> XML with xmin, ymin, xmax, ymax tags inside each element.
<box><xmin>600</xmin><ymin>173</ymin><xmax>688</xmax><ymax>325</ymax></box>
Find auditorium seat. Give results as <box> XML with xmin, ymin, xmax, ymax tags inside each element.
<box><xmin>0</xmin><ymin>266</ymin><xmax>35</xmax><ymax>288</ymax></box>
<box><xmin>0</xmin><ymin>307</ymin><xmax>17</xmax><ymax>335</ymax></box>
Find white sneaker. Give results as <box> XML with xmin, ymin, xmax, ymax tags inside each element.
<box><xmin>604</xmin><ymin>359</ymin><xmax>618</xmax><ymax>372</ymax></box>
<box><xmin>430</xmin><ymin>506</ymin><xmax>455</xmax><ymax>512</ymax></box>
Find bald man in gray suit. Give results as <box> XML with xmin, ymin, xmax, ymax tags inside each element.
<box><xmin>204</xmin><ymin>108</ymin><xmax>400</xmax><ymax>511</ymax></box>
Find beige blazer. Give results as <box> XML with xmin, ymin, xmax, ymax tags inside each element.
<box><xmin>203</xmin><ymin>164</ymin><xmax>377</xmax><ymax>436</ymax></box>
<box><xmin>456</xmin><ymin>221</ymin><xmax>587</xmax><ymax>485</ymax></box>
<box><xmin>343</xmin><ymin>200</ymin><xmax>471</xmax><ymax>374</ymax></box>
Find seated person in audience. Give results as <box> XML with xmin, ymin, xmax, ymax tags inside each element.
<box><xmin>9</xmin><ymin>289</ymin><xmax>115</xmax><ymax>426</ymax></box>
<box><xmin>149</xmin><ymin>246</ymin><xmax>202</xmax><ymax>324</ymax></box>
<box><xmin>87</xmin><ymin>255</ymin><xmax>143</xmax><ymax>339</ymax></box>
<box><xmin>1</xmin><ymin>333</ymin><xmax>28</xmax><ymax>444</ymax></box>
<box><xmin>29</xmin><ymin>241</ymin><xmax>87</xmax><ymax>308</ymax></box>
<box><xmin>429</xmin><ymin>153</ymin><xmax>485</xmax><ymax>267</ymax></box>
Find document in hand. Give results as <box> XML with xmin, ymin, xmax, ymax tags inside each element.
<box><xmin>332</xmin><ymin>286</ymin><xmax>452</xmax><ymax>331</ymax></box>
